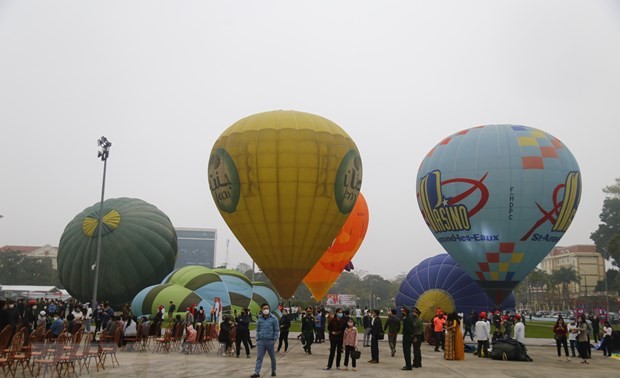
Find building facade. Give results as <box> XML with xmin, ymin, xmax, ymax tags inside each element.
<box><xmin>540</xmin><ymin>244</ymin><xmax>605</xmax><ymax>297</ymax></box>
<box><xmin>174</xmin><ymin>228</ymin><xmax>217</xmax><ymax>269</ymax></box>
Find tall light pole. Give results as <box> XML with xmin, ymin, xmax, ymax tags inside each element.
<box><xmin>91</xmin><ymin>136</ymin><xmax>112</xmax><ymax>312</ymax></box>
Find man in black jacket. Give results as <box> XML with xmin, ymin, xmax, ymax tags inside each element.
<box><xmin>401</xmin><ymin>306</ymin><xmax>414</xmax><ymax>370</ymax></box>
<box><xmin>384</xmin><ymin>309</ymin><xmax>401</xmax><ymax>357</ymax></box>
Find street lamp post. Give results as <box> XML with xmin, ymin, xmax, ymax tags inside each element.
<box><xmin>91</xmin><ymin>136</ymin><xmax>112</xmax><ymax>314</ymax></box>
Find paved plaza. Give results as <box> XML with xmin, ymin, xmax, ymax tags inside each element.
<box><xmin>79</xmin><ymin>334</ymin><xmax>618</xmax><ymax>378</ymax></box>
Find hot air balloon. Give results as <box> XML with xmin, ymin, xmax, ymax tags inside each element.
<box><xmin>395</xmin><ymin>254</ymin><xmax>516</xmax><ymax>322</ymax></box>
<box><xmin>303</xmin><ymin>192</ymin><xmax>369</xmax><ymax>300</ymax></box>
<box><xmin>249</xmin><ymin>281</ymin><xmax>282</xmax><ymax>319</ymax></box>
<box><xmin>57</xmin><ymin>197</ymin><xmax>178</xmax><ymax>307</ymax></box>
<box><xmin>130</xmin><ymin>283</ymin><xmax>211</xmax><ymax>318</ymax></box>
<box><xmin>209</xmin><ymin>110</ymin><xmax>363</xmax><ymax>298</ymax></box>
<box><xmin>416</xmin><ymin>125</ymin><xmax>581</xmax><ymax>303</ymax></box>
<box><xmin>163</xmin><ymin>266</ymin><xmax>232</xmax><ymax>312</ymax></box>
<box><xmin>213</xmin><ymin>268</ymin><xmax>254</xmax><ymax>310</ymax></box>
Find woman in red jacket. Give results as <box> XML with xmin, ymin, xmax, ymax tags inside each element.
<box><xmin>552</xmin><ymin>317</ymin><xmax>570</xmax><ymax>361</ymax></box>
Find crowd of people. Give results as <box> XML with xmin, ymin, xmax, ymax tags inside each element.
<box><xmin>2</xmin><ymin>296</ymin><xmax>616</xmax><ymax>377</ymax></box>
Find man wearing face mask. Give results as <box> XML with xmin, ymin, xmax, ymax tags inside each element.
<box><xmin>26</xmin><ymin>303</ymin><xmax>39</xmax><ymax>331</ymax></box>
<box><xmin>6</xmin><ymin>301</ymin><xmax>19</xmax><ymax>328</ymax></box>
<box><xmin>301</xmin><ymin>307</ymin><xmax>315</xmax><ymax>354</ymax></box>
<box><xmin>369</xmin><ymin>309</ymin><xmax>383</xmax><ymax>363</ymax></box>
<box><xmin>251</xmin><ymin>303</ymin><xmax>279</xmax><ymax>378</ymax></box>
<box><xmin>324</xmin><ymin>308</ymin><xmax>345</xmax><ymax>370</ymax></box>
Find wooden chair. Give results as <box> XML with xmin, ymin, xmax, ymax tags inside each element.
<box><xmin>153</xmin><ymin>328</ymin><xmax>172</xmax><ymax>353</ymax></box>
<box><xmin>19</xmin><ymin>340</ymin><xmax>46</xmax><ymax>377</ymax></box>
<box><xmin>35</xmin><ymin>341</ymin><xmax>65</xmax><ymax>378</ymax></box>
<box><xmin>0</xmin><ymin>325</ymin><xmax>15</xmax><ymax>356</ymax></box>
<box><xmin>0</xmin><ymin>328</ymin><xmax>23</xmax><ymax>378</ymax></box>
<box><xmin>75</xmin><ymin>340</ymin><xmax>100</xmax><ymax>374</ymax></box>
<box><xmin>200</xmin><ymin>323</ymin><xmax>216</xmax><ymax>353</ymax></box>
<box><xmin>171</xmin><ymin>322</ymin><xmax>185</xmax><ymax>351</ymax></box>
<box><xmin>58</xmin><ymin>336</ymin><xmax>81</xmax><ymax>377</ymax></box>
<box><xmin>122</xmin><ymin>321</ymin><xmax>141</xmax><ymax>351</ymax></box>
<box><xmin>42</xmin><ymin>329</ymin><xmax>54</xmax><ymax>344</ymax></box>
<box><xmin>98</xmin><ymin>326</ymin><xmax>122</xmax><ymax>369</ymax></box>
<box><xmin>9</xmin><ymin>328</ymin><xmax>32</xmax><ymax>376</ymax></box>
<box><xmin>139</xmin><ymin>322</ymin><xmax>150</xmax><ymax>351</ymax></box>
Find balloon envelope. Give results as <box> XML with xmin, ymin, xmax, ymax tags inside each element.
<box><xmin>214</xmin><ymin>268</ymin><xmax>254</xmax><ymax>311</ymax></box>
<box><xmin>250</xmin><ymin>281</ymin><xmax>282</xmax><ymax>319</ymax></box>
<box><xmin>416</xmin><ymin>125</ymin><xmax>581</xmax><ymax>303</ymax></box>
<box><xmin>303</xmin><ymin>192</ymin><xmax>369</xmax><ymax>300</ymax></box>
<box><xmin>164</xmin><ymin>266</ymin><xmax>232</xmax><ymax>313</ymax></box>
<box><xmin>395</xmin><ymin>254</ymin><xmax>516</xmax><ymax>322</ymax></box>
<box><xmin>209</xmin><ymin>110</ymin><xmax>363</xmax><ymax>298</ymax></box>
<box><xmin>57</xmin><ymin>197</ymin><xmax>178</xmax><ymax>307</ymax></box>
<box><xmin>130</xmin><ymin>283</ymin><xmax>210</xmax><ymax>317</ymax></box>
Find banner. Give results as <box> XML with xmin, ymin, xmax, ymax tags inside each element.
<box><xmin>325</xmin><ymin>294</ymin><xmax>357</xmax><ymax>307</ymax></box>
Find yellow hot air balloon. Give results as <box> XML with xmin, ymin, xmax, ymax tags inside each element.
<box><xmin>208</xmin><ymin>110</ymin><xmax>363</xmax><ymax>298</ymax></box>
<box><xmin>303</xmin><ymin>192</ymin><xmax>369</xmax><ymax>301</ymax></box>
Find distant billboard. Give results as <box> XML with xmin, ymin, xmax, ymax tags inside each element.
<box><xmin>325</xmin><ymin>294</ymin><xmax>357</xmax><ymax>307</ymax></box>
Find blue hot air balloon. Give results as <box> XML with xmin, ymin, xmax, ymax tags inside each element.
<box><xmin>416</xmin><ymin>125</ymin><xmax>581</xmax><ymax>303</ymax></box>
<box><xmin>395</xmin><ymin>254</ymin><xmax>515</xmax><ymax>322</ymax></box>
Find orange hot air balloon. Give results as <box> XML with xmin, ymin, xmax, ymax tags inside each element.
<box><xmin>303</xmin><ymin>192</ymin><xmax>369</xmax><ymax>301</ymax></box>
<box><xmin>209</xmin><ymin>110</ymin><xmax>363</xmax><ymax>298</ymax></box>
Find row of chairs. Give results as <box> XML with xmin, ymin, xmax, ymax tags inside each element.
<box><xmin>152</xmin><ymin>322</ymin><xmax>218</xmax><ymax>354</ymax></box>
<box><xmin>0</xmin><ymin>323</ymin><xmax>121</xmax><ymax>377</ymax></box>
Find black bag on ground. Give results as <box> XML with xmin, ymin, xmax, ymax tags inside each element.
<box><xmin>490</xmin><ymin>339</ymin><xmax>533</xmax><ymax>362</ymax></box>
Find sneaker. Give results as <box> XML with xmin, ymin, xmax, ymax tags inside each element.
<box><xmin>342</xmin><ymin>367</ymin><xmax>348</xmax><ymax>371</ymax></box>
<box><xmin>391</xmin><ymin>350</ymin><xmax>395</xmax><ymax>357</ymax></box>
<box><xmin>352</xmin><ymin>368</ymin><xmax>357</xmax><ymax>371</ymax></box>
<box><xmin>250</xmin><ymin>374</ymin><xmax>260</xmax><ymax>378</ymax></box>
<box><xmin>323</xmin><ymin>367</ymin><xmax>331</xmax><ymax>370</ymax></box>
<box><xmin>271</xmin><ymin>373</ymin><xmax>276</xmax><ymax>377</ymax></box>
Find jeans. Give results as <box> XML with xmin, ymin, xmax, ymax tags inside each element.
<box><xmin>277</xmin><ymin>330</ymin><xmax>289</xmax><ymax>352</ymax></box>
<box><xmin>477</xmin><ymin>340</ymin><xmax>488</xmax><ymax>357</ymax></box>
<box><xmin>600</xmin><ymin>336</ymin><xmax>610</xmax><ymax>356</ymax></box>
<box><xmin>555</xmin><ymin>335</ymin><xmax>569</xmax><ymax>357</ymax></box>
<box><xmin>363</xmin><ymin>328</ymin><xmax>371</xmax><ymax>346</ymax></box>
<box><xmin>344</xmin><ymin>345</ymin><xmax>357</xmax><ymax>368</ymax></box>
<box><xmin>327</xmin><ymin>338</ymin><xmax>342</xmax><ymax>368</ymax></box>
<box><xmin>569</xmin><ymin>339</ymin><xmax>577</xmax><ymax>357</ymax></box>
<box><xmin>434</xmin><ymin>331</ymin><xmax>445</xmax><ymax>350</ymax></box>
<box><xmin>463</xmin><ymin>325</ymin><xmax>474</xmax><ymax>340</ymax></box>
<box><xmin>254</xmin><ymin>339</ymin><xmax>276</xmax><ymax>375</ymax></box>
<box><xmin>388</xmin><ymin>333</ymin><xmax>397</xmax><ymax>354</ymax></box>
<box><xmin>236</xmin><ymin>330</ymin><xmax>250</xmax><ymax>357</ymax></box>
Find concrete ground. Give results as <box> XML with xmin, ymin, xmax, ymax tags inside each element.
<box><xmin>73</xmin><ymin>333</ymin><xmax>618</xmax><ymax>378</ymax></box>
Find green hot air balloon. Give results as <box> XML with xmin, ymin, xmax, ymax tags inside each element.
<box><xmin>57</xmin><ymin>197</ymin><xmax>178</xmax><ymax>307</ymax></box>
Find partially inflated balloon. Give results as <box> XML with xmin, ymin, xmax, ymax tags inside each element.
<box><xmin>303</xmin><ymin>192</ymin><xmax>369</xmax><ymax>300</ymax></box>
<box><xmin>395</xmin><ymin>254</ymin><xmax>516</xmax><ymax>322</ymax></box>
<box><xmin>58</xmin><ymin>197</ymin><xmax>178</xmax><ymax>307</ymax></box>
<box><xmin>416</xmin><ymin>125</ymin><xmax>580</xmax><ymax>303</ymax></box>
<box><xmin>209</xmin><ymin>110</ymin><xmax>363</xmax><ymax>298</ymax></box>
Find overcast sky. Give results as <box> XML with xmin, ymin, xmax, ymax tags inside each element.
<box><xmin>1</xmin><ymin>0</ymin><xmax>619</xmax><ymax>280</ymax></box>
